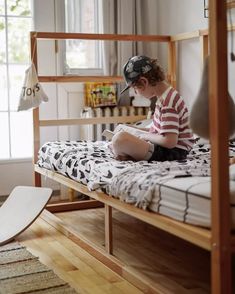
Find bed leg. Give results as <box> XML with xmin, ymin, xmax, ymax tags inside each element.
<box><xmin>34</xmin><ymin>172</ymin><xmax>42</xmax><ymax>187</ymax></box>
<box><xmin>68</xmin><ymin>188</ymin><xmax>75</xmax><ymax>201</ymax></box>
<box><xmin>105</xmin><ymin>204</ymin><xmax>113</xmax><ymax>254</ymax></box>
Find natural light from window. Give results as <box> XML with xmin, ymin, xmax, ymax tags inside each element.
<box><xmin>64</xmin><ymin>0</ymin><xmax>102</xmax><ymax>73</ymax></box>
<box><xmin>0</xmin><ymin>0</ymin><xmax>33</xmax><ymax>159</ymax></box>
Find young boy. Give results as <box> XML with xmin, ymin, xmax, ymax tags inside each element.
<box><xmin>111</xmin><ymin>55</ymin><xmax>195</xmax><ymax>161</ymax></box>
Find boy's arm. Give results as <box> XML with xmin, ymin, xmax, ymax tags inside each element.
<box><xmin>139</xmin><ymin>132</ymin><xmax>178</xmax><ymax>149</ymax></box>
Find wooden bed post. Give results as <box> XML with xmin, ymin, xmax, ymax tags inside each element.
<box><xmin>31</xmin><ymin>32</ymin><xmax>41</xmax><ymax>187</ymax></box>
<box><xmin>199</xmin><ymin>34</ymin><xmax>209</xmax><ymax>66</ymax></box>
<box><xmin>105</xmin><ymin>204</ymin><xmax>113</xmax><ymax>254</ymax></box>
<box><xmin>167</xmin><ymin>41</ymin><xmax>177</xmax><ymax>88</ymax></box>
<box><xmin>209</xmin><ymin>1</ymin><xmax>232</xmax><ymax>293</ymax></box>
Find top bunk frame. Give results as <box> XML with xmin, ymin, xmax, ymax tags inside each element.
<box><xmin>31</xmin><ymin>1</ymin><xmax>234</xmax><ymax>292</ymax></box>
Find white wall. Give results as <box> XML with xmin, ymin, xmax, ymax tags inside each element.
<box><xmin>157</xmin><ymin>0</ymin><xmax>208</xmax><ymax>35</ymax></box>
<box><xmin>157</xmin><ymin>0</ymin><xmax>208</xmax><ymax>108</ymax></box>
<box><xmin>0</xmin><ymin>160</ymin><xmax>33</xmax><ymax>196</ymax></box>
<box><xmin>156</xmin><ymin>0</ymin><xmax>235</xmax><ymax>109</ymax></box>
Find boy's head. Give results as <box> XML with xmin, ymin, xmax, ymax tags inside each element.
<box><xmin>121</xmin><ymin>55</ymin><xmax>165</xmax><ymax>94</ymax></box>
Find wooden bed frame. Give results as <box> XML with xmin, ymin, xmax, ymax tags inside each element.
<box><xmin>32</xmin><ymin>1</ymin><xmax>235</xmax><ymax>292</ymax></box>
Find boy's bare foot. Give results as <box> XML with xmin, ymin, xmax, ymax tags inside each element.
<box><xmin>115</xmin><ymin>154</ymin><xmax>134</xmax><ymax>161</ymax></box>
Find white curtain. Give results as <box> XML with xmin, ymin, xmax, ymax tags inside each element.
<box><xmin>102</xmin><ymin>0</ymin><xmax>158</xmax><ymax>104</ymax></box>
<box><xmin>102</xmin><ymin>0</ymin><xmax>158</xmax><ymax>76</ymax></box>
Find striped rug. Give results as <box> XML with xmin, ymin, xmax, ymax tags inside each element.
<box><xmin>0</xmin><ymin>242</ymin><xmax>77</xmax><ymax>294</ymax></box>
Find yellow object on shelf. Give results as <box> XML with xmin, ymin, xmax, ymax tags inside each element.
<box><xmin>84</xmin><ymin>82</ymin><xmax>117</xmax><ymax>108</ymax></box>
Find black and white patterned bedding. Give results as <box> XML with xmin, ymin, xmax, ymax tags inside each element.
<box><xmin>38</xmin><ymin>141</ymin><xmax>113</xmax><ymax>185</ymax></box>
<box><xmin>38</xmin><ymin>140</ymin><xmax>214</xmax><ymax>187</ymax></box>
<box><xmin>38</xmin><ymin>140</ymin><xmax>235</xmax><ymax>227</ymax></box>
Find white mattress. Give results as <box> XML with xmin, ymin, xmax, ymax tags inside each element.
<box><xmin>149</xmin><ymin>177</ymin><xmax>235</xmax><ymax>227</ymax></box>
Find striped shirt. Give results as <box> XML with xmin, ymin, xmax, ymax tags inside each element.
<box><xmin>149</xmin><ymin>86</ymin><xmax>195</xmax><ymax>151</ymax></box>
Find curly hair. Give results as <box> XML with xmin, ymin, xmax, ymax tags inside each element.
<box><xmin>132</xmin><ymin>58</ymin><xmax>165</xmax><ymax>87</ymax></box>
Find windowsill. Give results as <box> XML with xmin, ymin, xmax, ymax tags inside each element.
<box><xmin>0</xmin><ymin>157</ymin><xmax>33</xmax><ymax>165</ymax></box>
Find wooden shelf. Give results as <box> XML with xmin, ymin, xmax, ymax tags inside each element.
<box><xmin>39</xmin><ymin>115</ymin><xmax>146</xmax><ymax>127</ymax></box>
<box><xmin>32</xmin><ymin>31</ymin><xmax>171</xmax><ymax>42</ymax></box>
<box><xmin>227</xmin><ymin>1</ymin><xmax>235</xmax><ymax>9</ymax></box>
<box><xmin>204</xmin><ymin>1</ymin><xmax>235</xmax><ymax>10</ymax></box>
<box><xmin>38</xmin><ymin>75</ymin><xmax>123</xmax><ymax>83</ymax></box>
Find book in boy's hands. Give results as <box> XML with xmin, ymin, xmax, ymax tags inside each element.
<box><xmin>102</xmin><ymin>124</ymin><xmax>148</xmax><ymax>140</ymax></box>
<box><xmin>102</xmin><ymin>129</ymin><xmax>115</xmax><ymax>140</ymax></box>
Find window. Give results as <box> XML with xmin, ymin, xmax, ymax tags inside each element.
<box><xmin>0</xmin><ymin>0</ymin><xmax>33</xmax><ymax>159</ymax></box>
<box><xmin>64</xmin><ymin>0</ymin><xmax>103</xmax><ymax>75</ymax></box>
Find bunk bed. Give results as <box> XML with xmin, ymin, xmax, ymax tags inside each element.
<box><xmin>32</xmin><ymin>1</ymin><xmax>234</xmax><ymax>292</ymax></box>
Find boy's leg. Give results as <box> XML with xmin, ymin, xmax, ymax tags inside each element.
<box><xmin>112</xmin><ymin>131</ymin><xmax>152</xmax><ymax>161</ymax></box>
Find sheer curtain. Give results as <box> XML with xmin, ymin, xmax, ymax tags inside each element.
<box><xmin>102</xmin><ymin>0</ymin><xmax>158</xmax><ymax>103</ymax></box>
<box><xmin>102</xmin><ymin>0</ymin><xmax>158</xmax><ymax>75</ymax></box>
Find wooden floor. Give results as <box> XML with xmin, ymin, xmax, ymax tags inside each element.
<box><xmin>16</xmin><ymin>215</ymin><xmax>142</xmax><ymax>294</ymax></box>
<box><xmin>20</xmin><ymin>203</ymin><xmax>235</xmax><ymax>294</ymax></box>
<box><xmin>45</xmin><ymin>208</ymin><xmax>212</xmax><ymax>293</ymax></box>
<box><xmin>15</xmin><ymin>207</ymin><xmax>213</xmax><ymax>293</ymax></box>
<box><xmin>17</xmin><ymin>208</ymin><xmax>218</xmax><ymax>294</ymax></box>
<box><xmin>13</xmin><ymin>202</ymin><xmax>235</xmax><ymax>293</ymax></box>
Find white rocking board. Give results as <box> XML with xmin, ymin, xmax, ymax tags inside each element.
<box><xmin>0</xmin><ymin>186</ymin><xmax>52</xmax><ymax>246</ymax></box>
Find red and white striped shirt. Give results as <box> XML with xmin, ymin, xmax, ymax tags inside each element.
<box><xmin>149</xmin><ymin>86</ymin><xmax>195</xmax><ymax>151</ymax></box>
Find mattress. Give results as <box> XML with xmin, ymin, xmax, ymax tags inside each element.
<box><xmin>149</xmin><ymin>177</ymin><xmax>235</xmax><ymax>227</ymax></box>
<box><xmin>38</xmin><ymin>140</ymin><xmax>235</xmax><ymax>228</ymax></box>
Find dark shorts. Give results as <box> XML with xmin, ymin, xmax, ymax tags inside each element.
<box><xmin>148</xmin><ymin>145</ymin><xmax>188</xmax><ymax>162</ymax></box>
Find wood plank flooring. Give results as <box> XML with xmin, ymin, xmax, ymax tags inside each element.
<box><xmin>16</xmin><ymin>216</ymin><xmax>142</xmax><ymax>294</ymax></box>
<box><xmin>12</xmin><ymin>204</ymin><xmax>235</xmax><ymax>293</ymax></box>
<box><xmin>55</xmin><ymin>208</ymin><xmax>211</xmax><ymax>293</ymax></box>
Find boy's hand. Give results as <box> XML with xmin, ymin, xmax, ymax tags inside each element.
<box><xmin>115</xmin><ymin>154</ymin><xmax>134</xmax><ymax>161</ymax></box>
<box><xmin>113</xmin><ymin>124</ymin><xmax>125</xmax><ymax>134</ymax></box>
<box><xmin>138</xmin><ymin>133</ymin><xmax>149</xmax><ymax>141</ymax></box>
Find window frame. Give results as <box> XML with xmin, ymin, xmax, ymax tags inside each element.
<box><xmin>0</xmin><ymin>0</ymin><xmax>34</xmax><ymax>161</ymax></box>
<box><xmin>62</xmin><ymin>0</ymin><xmax>104</xmax><ymax>76</ymax></box>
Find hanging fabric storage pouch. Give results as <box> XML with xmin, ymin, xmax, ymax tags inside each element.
<box><xmin>17</xmin><ymin>62</ymin><xmax>49</xmax><ymax>111</ymax></box>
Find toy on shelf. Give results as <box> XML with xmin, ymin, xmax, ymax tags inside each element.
<box><xmin>84</xmin><ymin>82</ymin><xmax>117</xmax><ymax>108</ymax></box>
